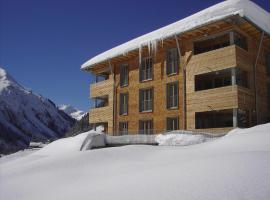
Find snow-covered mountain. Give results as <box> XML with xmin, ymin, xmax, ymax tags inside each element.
<box><xmin>58</xmin><ymin>105</ymin><xmax>86</xmax><ymax>120</ymax></box>
<box><xmin>0</xmin><ymin>67</ymin><xmax>75</xmax><ymax>154</ymax></box>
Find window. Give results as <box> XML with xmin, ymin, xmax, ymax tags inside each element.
<box><xmin>268</xmin><ymin>83</ymin><xmax>270</xmax><ymax>111</ymax></box>
<box><xmin>193</xmin><ymin>31</ymin><xmax>247</xmax><ymax>55</ymax></box>
<box><xmin>140</xmin><ymin>57</ymin><xmax>153</xmax><ymax>81</ymax></box>
<box><xmin>236</xmin><ymin>68</ymin><xmax>248</xmax><ymax>88</ymax></box>
<box><xmin>120</xmin><ymin>64</ymin><xmax>128</xmax><ymax>87</ymax></box>
<box><xmin>233</xmin><ymin>32</ymin><xmax>247</xmax><ymax>50</ymax></box>
<box><xmin>195</xmin><ymin>68</ymin><xmax>231</xmax><ymax>91</ymax></box>
<box><xmin>166</xmin><ymin>48</ymin><xmax>179</xmax><ymax>75</ymax></box>
<box><xmin>266</xmin><ymin>53</ymin><xmax>270</xmax><ymax>76</ymax></box>
<box><xmin>167</xmin><ymin>117</ymin><xmax>179</xmax><ymax>131</ymax></box>
<box><xmin>237</xmin><ymin>109</ymin><xmax>249</xmax><ymax>128</ymax></box>
<box><xmin>195</xmin><ymin>109</ymin><xmax>233</xmax><ymax>129</ymax></box>
<box><xmin>119</xmin><ymin>122</ymin><xmax>128</xmax><ymax>135</ymax></box>
<box><xmin>139</xmin><ymin>120</ymin><xmax>153</xmax><ymax>134</ymax></box>
<box><xmin>139</xmin><ymin>88</ymin><xmax>153</xmax><ymax>112</ymax></box>
<box><xmin>195</xmin><ymin>68</ymin><xmax>248</xmax><ymax>91</ymax></box>
<box><xmin>167</xmin><ymin>82</ymin><xmax>179</xmax><ymax>109</ymax></box>
<box><xmin>94</xmin><ymin>96</ymin><xmax>108</xmax><ymax>108</ymax></box>
<box><xmin>95</xmin><ymin>72</ymin><xmax>109</xmax><ymax>83</ymax></box>
<box><xmin>119</xmin><ymin>93</ymin><xmax>128</xmax><ymax>115</ymax></box>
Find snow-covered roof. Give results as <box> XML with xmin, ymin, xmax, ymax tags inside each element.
<box><xmin>81</xmin><ymin>0</ymin><xmax>270</xmax><ymax>70</ymax></box>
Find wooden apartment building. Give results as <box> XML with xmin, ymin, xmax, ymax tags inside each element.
<box><xmin>81</xmin><ymin>0</ymin><xmax>270</xmax><ymax>135</ymax></box>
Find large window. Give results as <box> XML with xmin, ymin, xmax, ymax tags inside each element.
<box><xmin>195</xmin><ymin>68</ymin><xmax>248</xmax><ymax>91</ymax></box>
<box><xmin>166</xmin><ymin>117</ymin><xmax>179</xmax><ymax>131</ymax></box>
<box><xmin>119</xmin><ymin>93</ymin><xmax>128</xmax><ymax>115</ymax></box>
<box><xmin>167</xmin><ymin>82</ymin><xmax>179</xmax><ymax>109</ymax></box>
<box><xmin>194</xmin><ymin>31</ymin><xmax>247</xmax><ymax>55</ymax></box>
<box><xmin>94</xmin><ymin>96</ymin><xmax>108</xmax><ymax>108</ymax></box>
<box><xmin>139</xmin><ymin>88</ymin><xmax>153</xmax><ymax>112</ymax></box>
<box><xmin>266</xmin><ymin>53</ymin><xmax>270</xmax><ymax>76</ymax></box>
<box><xmin>195</xmin><ymin>68</ymin><xmax>231</xmax><ymax>91</ymax></box>
<box><xmin>139</xmin><ymin>120</ymin><xmax>153</xmax><ymax>134</ymax></box>
<box><xmin>95</xmin><ymin>72</ymin><xmax>109</xmax><ymax>83</ymax></box>
<box><xmin>119</xmin><ymin>122</ymin><xmax>128</xmax><ymax>135</ymax></box>
<box><xmin>268</xmin><ymin>83</ymin><xmax>270</xmax><ymax>111</ymax></box>
<box><xmin>120</xmin><ymin>63</ymin><xmax>128</xmax><ymax>87</ymax></box>
<box><xmin>166</xmin><ymin>48</ymin><xmax>179</xmax><ymax>75</ymax></box>
<box><xmin>140</xmin><ymin>57</ymin><xmax>153</xmax><ymax>81</ymax></box>
<box><xmin>195</xmin><ymin>109</ymin><xmax>233</xmax><ymax>129</ymax></box>
<box><xmin>237</xmin><ymin>109</ymin><xmax>249</xmax><ymax>128</ymax></box>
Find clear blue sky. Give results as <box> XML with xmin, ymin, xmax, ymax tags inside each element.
<box><xmin>1</xmin><ymin>0</ymin><xmax>269</xmax><ymax>111</ymax></box>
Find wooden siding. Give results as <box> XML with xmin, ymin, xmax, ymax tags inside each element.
<box><xmin>89</xmin><ymin>75</ymin><xmax>114</xmax><ymax>133</ymax></box>
<box><xmin>87</xmin><ymin>18</ymin><xmax>270</xmax><ymax>134</ymax></box>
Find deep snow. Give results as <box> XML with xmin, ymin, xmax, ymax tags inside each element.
<box><xmin>1</xmin><ymin>123</ymin><xmax>270</xmax><ymax>200</ymax></box>
<box><xmin>81</xmin><ymin>0</ymin><xmax>270</xmax><ymax>69</ymax></box>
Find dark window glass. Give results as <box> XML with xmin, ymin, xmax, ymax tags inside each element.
<box><xmin>195</xmin><ymin>109</ymin><xmax>233</xmax><ymax>129</ymax></box>
<box><xmin>120</xmin><ymin>64</ymin><xmax>128</xmax><ymax>87</ymax></box>
<box><xmin>140</xmin><ymin>57</ymin><xmax>153</xmax><ymax>81</ymax></box>
<box><xmin>194</xmin><ymin>33</ymin><xmax>230</xmax><ymax>55</ymax></box>
<box><xmin>195</xmin><ymin>68</ymin><xmax>232</xmax><ymax>91</ymax></box>
<box><xmin>233</xmin><ymin>32</ymin><xmax>247</xmax><ymax>50</ymax></box>
<box><xmin>139</xmin><ymin>120</ymin><xmax>153</xmax><ymax>134</ymax></box>
<box><xmin>94</xmin><ymin>96</ymin><xmax>108</xmax><ymax>108</ymax></box>
<box><xmin>139</xmin><ymin>88</ymin><xmax>153</xmax><ymax>112</ymax></box>
<box><xmin>266</xmin><ymin>53</ymin><xmax>270</xmax><ymax>76</ymax></box>
<box><xmin>167</xmin><ymin>117</ymin><xmax>179</xmax><ymax>131</ymax></box>
<box><xmin>236</xmin><ymin>69</ymin><xmax>248</xmax><ymax>88</ymax></box>
<box><xmin>95</xmin><ymin>73</ymin><xmax>109</xmax><ymax>83</ymax></box>
<box><xmin>237</xmin><ymin>109</ymin><xmax>249</xmax><ymax>128</ymax></box>
<box><xmin>268</xmin><ymin>83</ymin><xmax>270</xmax><ymax>111</ymax></box>
<box><xmin>119</xmin><ymin>93</ymin><xmax>128</xmax><ymax>115</ymax></box>
<box><xmin>119</xmin><ymin>122</ymin><xmax>128</xmax><ymax>135</ymax></box>
<box><xmin>166</xmin><ymin>48</ymin><xmax>179</xmax><ymax>75</ymax></box>
<box><xmin>167</xmin><ymin>82</ymin><xmax>179</xmax><ymax>109</ymax></box>
<box><xmin>194</xmin><ymin>31</ymin><xmax>247</xmax><ymax>55</ymax></box>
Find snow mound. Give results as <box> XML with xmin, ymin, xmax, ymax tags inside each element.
<box><xmin>1</xmin><ymin>123</ymin><xmax>270</xmax><ymax>200</ymax></box>
<box><xmin>81</xmin><ymin>0</ymin><xmax>270</xmax><ymax>69</ymax></box>
<box><xmin>33</xmin><ymin>126</ymin><xmax>104</xmax><ymax>156</ymax></box>
<box><xmin>155</xmin><ymin>133</ymin><xmax>208</xmax><ymax>146</ymax></box>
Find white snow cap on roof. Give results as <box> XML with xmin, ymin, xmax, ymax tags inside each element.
<box><xmin>81</xmin><ymin>0</ymin><xmax>270</xmax><ymax>69</ymax></box>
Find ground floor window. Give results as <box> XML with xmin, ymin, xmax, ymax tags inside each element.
<box><xmin>119</xmin><ymin>122</ymin><xmax>128</xmax><ymax>135</ymax></box>
<box><xmin>139</xmin><ymin>120</ymin><xmax>153</xmax><ymax>134</ymax></box>
<box><xmin>195</xmin><ymin>109</ymin><xmax>233</xmax><ymax>129</ymax></box>
<box><xmin>166</xmin><ymin>117</ymin><xmax>179</xmax><ymax>131</ymax></box>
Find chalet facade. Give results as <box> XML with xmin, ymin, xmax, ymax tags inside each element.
<box><xmin>82</xmin><ymin>0</ymin><xmax>270</xmax><ymax>135</ymax></box>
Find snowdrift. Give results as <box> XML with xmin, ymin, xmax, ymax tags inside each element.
<box><xmin>1</xmin><ymin>124</ymin><xmax>270</xmax><ymax>200</ymax></box>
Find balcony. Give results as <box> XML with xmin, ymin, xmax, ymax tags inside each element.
<box><xmin>90</xmin><ymin>78</ymin><xmax>113</xmax><ymax>98</ymax></box>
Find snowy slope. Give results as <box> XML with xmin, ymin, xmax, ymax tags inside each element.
<box><xmin>82</xmin><ymin>0</ymin><xmax>270</xmax><ymax>69</ymax></box>
<box><xmin>0</xmin><ymin>67</ymin><xmax>75</xmax><ymax>154</ymax></box>
<box><xmin>58</xmin><ymin>104</ymin><xmax>86</xmax><ymax>120</ymax></box>
<box><xmin>1</xmin><ymin>123</ymin><xmax>270</xmax><ymax>200</ymax></box>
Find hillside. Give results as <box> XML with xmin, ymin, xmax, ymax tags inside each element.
<box><xmin>0</xmin><ymin>67</ymin><xmax>75</xmax><ymax>154</ymax></box>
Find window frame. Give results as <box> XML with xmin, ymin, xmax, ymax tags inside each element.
<box><xmin>140</xmin><ymin>56</ymin><xmax>153</xmax><ymax>82</ymax></box>
<box><xmin>119</xmin><ymin>93</ymin><xmax>128</xmax><ymax>115</ymax></box>
<box><xmin>139</xmin><ymin>119</ymin><xmax>153</xmax><ymax>134</ymax></box>
<box><xmin>139</xmin><ymin>88</ymin><xmax>154</xmax><ymax>112</ymax></box>
<box><xmin>166</xmin><ymin>116</ymin><xmax>179</xmax><ymax>131</ymax></box>
<box><xmin>120</xmin><ymin>63</ymin><xmax>129</xmax><ymax>87</ymax></box>
<box><xmin>166</xmin><ymin>48</ymin><xmax>179</xmax><ymax>76</ymax></box>
<box><xmin>119</xmin><ymin>121</ymin><xmax>128</xmax><ymax>135</ymax></box>
<box><xmin>166</xmin><ymin>81</ymin><xmax>179</xmax><ymax>109</ymax></box>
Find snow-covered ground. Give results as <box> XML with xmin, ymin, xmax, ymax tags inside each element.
<box><xmin>1</xmin><ymin>124</ymin><xmax>270</xmax><ymax>200</ymax></box>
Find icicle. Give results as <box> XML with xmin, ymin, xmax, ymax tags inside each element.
<box><xmin>139</xmin><ymin>45</ymin><xmax>142</xmax><ymax>65</ymax></box>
